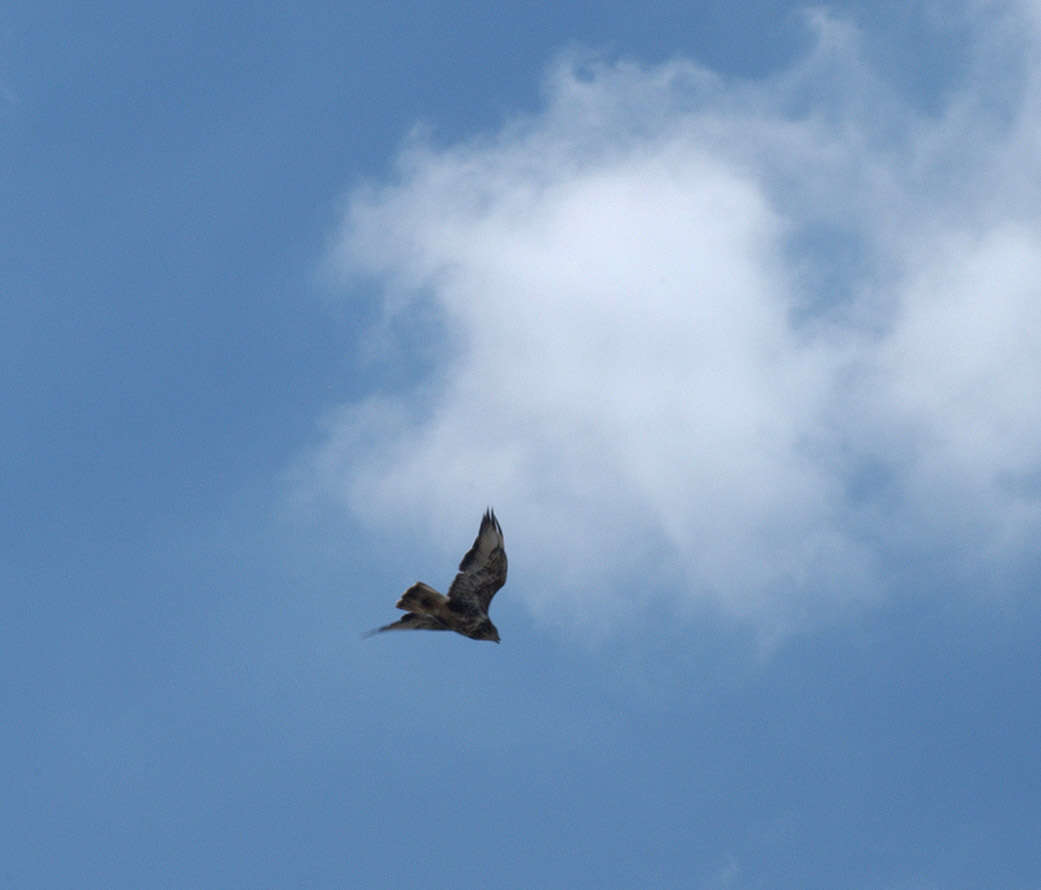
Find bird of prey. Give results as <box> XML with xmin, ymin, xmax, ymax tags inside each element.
<box><xmin>365</xmin><ymin>509</ymin><xmax>508</xmax><ymax>643</ymax></box>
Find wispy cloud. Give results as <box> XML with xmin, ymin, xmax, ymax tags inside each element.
<box><xmin>299</xmin><ymin>4</ymin><xmax>1041</xmax><ymax>637</ymax></box>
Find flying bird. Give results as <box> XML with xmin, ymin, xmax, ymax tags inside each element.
<box><xmin>365</xmin><ymin>509</ymin><xmax>508</xmax><ymax>643</ymax></box>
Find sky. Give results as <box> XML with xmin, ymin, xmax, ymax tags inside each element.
<box><xmin>4</xmin><ymin>1</ymin><xmax>1041</xmax><ymax>887</ymax></box>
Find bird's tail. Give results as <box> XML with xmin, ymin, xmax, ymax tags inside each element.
<box><xmin>395</xmin><ymin>581</ymin><xmax>447</xmax><ymax>614</ymax></box>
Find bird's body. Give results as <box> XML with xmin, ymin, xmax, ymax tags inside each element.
<box><xmin>365</xmin><ymin>509</ymin><xmax>507</xmax><ymax>643</ymax></box>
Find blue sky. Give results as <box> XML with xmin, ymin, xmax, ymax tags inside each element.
<box><xmin>4</xmin><ymin>1</ymin><xmax>1041</xmax><ymax>887</ymax></box>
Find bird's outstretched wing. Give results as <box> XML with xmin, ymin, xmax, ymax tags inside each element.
<box><xmin>446</xmin><ymin>508</ymin><xmax>507</xmax><ymax>613</ymax></box>
<box><xmin>363</xmin><ymin>612</ymin><xmax>450</xmax><ymax>637</ymax></box>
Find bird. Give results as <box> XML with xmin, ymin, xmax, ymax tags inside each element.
<box><xmin>365</xmin><ymin>508</ymin><xmax>508</xmax><ymax>643</ymax></box>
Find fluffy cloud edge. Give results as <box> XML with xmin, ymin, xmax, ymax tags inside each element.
<box><xmin>294</xmin><ymin>5</ymin><xmax>1041</xmax><ymax>639</ymax></box>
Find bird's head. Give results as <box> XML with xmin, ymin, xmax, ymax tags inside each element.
<box><xmin>474</xmin><ymin>620</ymin><xmax>501</xmax><ymax>643</ymax></box>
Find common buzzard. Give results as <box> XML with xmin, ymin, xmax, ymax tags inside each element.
<box><xmin>365</xmin><ymin>509</ymin><xmax>507</xmax><ymax>643</ymax></box>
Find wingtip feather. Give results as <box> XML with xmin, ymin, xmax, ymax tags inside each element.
<box><xmin>483</xmin><ymin>507</ymin><xmax>502</xmax><ymax>536</ymax></box>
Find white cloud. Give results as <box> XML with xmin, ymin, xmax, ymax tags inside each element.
<box><xmin>299</xmin><ymin>5</ymin><xmax>1041</xmax><ymax>637</ymax></box>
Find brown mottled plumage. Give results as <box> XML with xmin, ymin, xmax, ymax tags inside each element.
<box><xmin>365</xmin><ymin>509</ymin><xmax>508</xmax><ymax>643</ymax></box>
